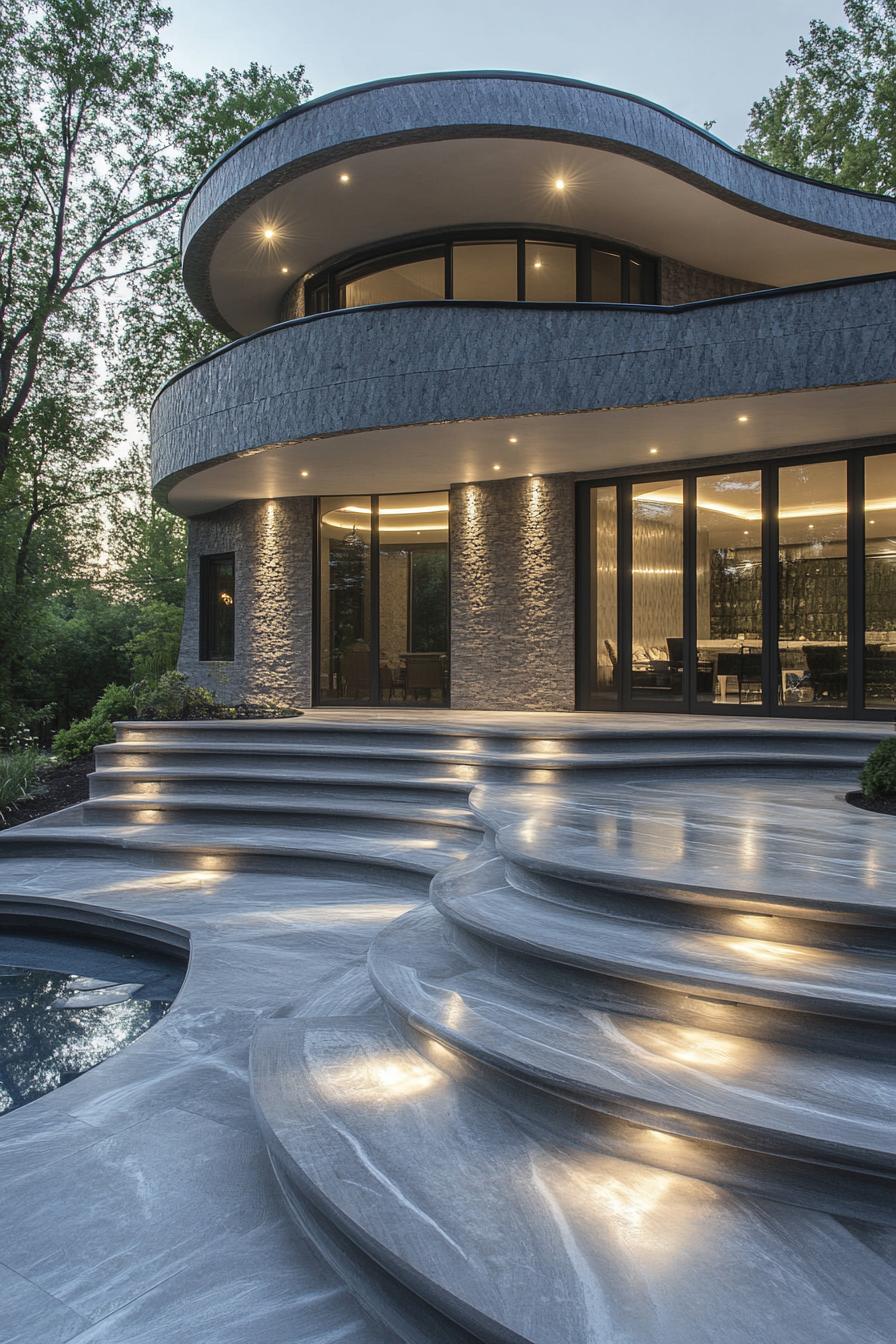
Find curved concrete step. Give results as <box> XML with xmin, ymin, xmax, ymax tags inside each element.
<box><xmin>369</xmin><ymin>903</ymin><xmax>896</xmax><ymax>1173</ymax></box>
<box><xmin>0</xmin><ymin>818</ymin><xmax>477</xmax><ymax>879</ymax></box>
<box><xmin>94</xmin><ymin>736</ymin><xmax>872</xmax><ymax>781</ymax></box>
<box><xmin>81</xmin><ymin>792</ymin><xmax>479</xmax><ymax>840</ymax></box>
<box><xmin>469</xmin><ymin>774</ymin><xmax>895</xmax><ymax>930</ymax></box>
<box><xmin>251</xmin><ymin>1010</ymin><xmax>896</xmax><ymax>1344</ymax></box>
<box><xmin>88</xmin><ymin>767</ymin><xmax>473</xmax><ymax>804</ymax></box>
<box><xmin>431</xmin><ymin>852</ymin><xmax>896</xmax><ymax>1021</ymax></box>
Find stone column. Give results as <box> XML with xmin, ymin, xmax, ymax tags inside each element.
<box><xmin>178</xmin><ymin>497</ymin><xmax>314</xmax><ymax>707</ymax></box>
<box><xmin>449</xmin><ymin>474</ymin><xmax>575</xmax><ymax>711</ymax></box>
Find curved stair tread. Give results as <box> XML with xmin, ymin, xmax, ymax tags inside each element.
<box><xmin>94</xmin><ymin>737</ymin><xmax>870</xmax><ymax>773</ymax></box>
<box><xmin>468</xmin><ymin>778</ymin><xmax>896</xmax><ymax>923</ymax></box>
<box><xmin>251</xmin><ymin>1012</ymin><xmax>896</xmax><ymax>1344</ymax></box>
<box><xmin>432</xmin><ymin>856</ymin><xmax>896</xmax><ymax>1017</ymax></box>
<box><xmin>369</xmin><ymin>905</ymin><xmax>896</xmax><ymax>1168</ymax></box>
<box><xmin>83</xmin><ymin>792</ymin><xmax>479</xmax><ymax>831</ymax></box>
<box><xmin>0</xmin><ymin>820</ymin><xmax>475</xmax><ymax>874</ymax></box>
<box><xmin>93</xmin><ymin>763</ymin><xmax>476</xmax><ymax>793</ymax></box>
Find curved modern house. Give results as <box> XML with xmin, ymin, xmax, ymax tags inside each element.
<box><xmin>151</xmin><ymin>71</ymin><xmax>896</xmax><ymax>717</ymax></box>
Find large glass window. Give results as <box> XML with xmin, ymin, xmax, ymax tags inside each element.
<box><xmin>319</xmin><ymin>493</ymin><xmax>448</xmax><ymax>706</ymax></box>
<box><xmin>778</xmin><ymin>460</ymin><xmax>848</xmax><ymax>708</ymax></box>
<box><xmin>581</xmin><ymin>449</ymin><xmax>894</xmax><ymax>717</ymax></box>
<box><xmin>319</xmin><ymin>496</ymin><xmax>372</xmax><ymax>703</ymax></box>
<box><xmin>630</xmin><ymin>480</ymin><xmax>684</xmax><ymax>703</ymax></box>
<box><xmin>378</xmin><ymin>493</ymin><xmax>449</xmax><ymax>705</ymax></box>
<box><xmin>307</xmin><ymin>231</ymin><xmax>657</xmax><ymax>313</ymax></box>
<box><xmin>696</xmin><ymin>471</ymin><xmax>763</xmax><ymax>706</ymax></box>
<box><xmin>589</xmin><ymin>485</ymin><xmax>618</xmax><ymax>701</ymax></box>
<box><xmin>199</xmin><ymin>554</ymin><xmax>235</xmax><ymax>662</ymax></box>
<box><xmin>338</xmin><ymin>252</ymin><xmax>445</xmax><ymax>308</ymax></box>
<box><xmin>525</xmin><ymin>241</ymin><xmax>576</xmax><ymax>301</ymax></box>
<box><xmin>452</xmin><ymin>242</ymin><xmax>517</xmax><ymax>301</ymax></box>
<box><xmin>865</xmin><ymin>452</ymin><xmax>896</xmax><ymax>709</ymax></box>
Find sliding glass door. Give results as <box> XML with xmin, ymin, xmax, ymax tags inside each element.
<box><xmin>578</xmin><ymin>447</ymin><xmax>895</xmax><ymax>718</ymax></box>
<box><xmin>317</xmin><ymin>492</ymin><xmax>449</xmax><ymax>705</ymax></box>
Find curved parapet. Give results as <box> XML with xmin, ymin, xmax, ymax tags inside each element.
<box><xmin>151</xmin><ymin>276</ymin><xmax>896</xmax><ymax>515</ymax></box>
<box><xmin>180</xmin><ymin>72</ymin><xmax>896</xmax><ymax>336</ymax></box>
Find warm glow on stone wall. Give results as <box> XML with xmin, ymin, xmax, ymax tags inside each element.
<box><xmin>450</xmin><ymin>473</ymin><xmax>574</xmax><ymax>710</ymax></box>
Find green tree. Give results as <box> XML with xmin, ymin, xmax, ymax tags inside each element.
<box><xmin>0</xmin><ymin>0</ymin><xmax>310</xmax><ymax>485</ymax></box>
<box><xmin>743</xmin><ymin>1</ymin><xmax>896</xmax><ymax>193</ymax></box>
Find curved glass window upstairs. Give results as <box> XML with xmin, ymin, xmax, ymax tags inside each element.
<box><xmin>304</xmin><ymin>230</ymin><xmax>658</xmax><ymax>314</ymax></box>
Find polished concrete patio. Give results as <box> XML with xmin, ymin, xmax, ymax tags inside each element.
<box><xmin>0</xmin><ymin>714</ymin><xmax>893</xmax><ymax>1343</ymax></box>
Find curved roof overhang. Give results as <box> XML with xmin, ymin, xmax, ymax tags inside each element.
<box><xmin>181</xmin><ymin>72</ymin><xmax>896</xmax><ymax>338</ymax></box>
<box><xmin>150</xmin><ymin>278</ymin><xmax>896</xmax><ymax>517</ymax></box>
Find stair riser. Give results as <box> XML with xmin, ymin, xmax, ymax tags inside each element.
<box><xmin>0</xmin><ymin>835</ymin><xmax>434</xmax><ymax>889</ymax></box>
<box><xmin>501</xmin><ymin>857</ymin><xmax>896</xmax><ymax>945</ymax></box>
<box><xmin>395</xmin><ymin>1014</ymin><xmax>896</xmax><ymax>1228</ymax></box>
<box><xmin>80</xmin><ymin>802</ymin><xmax>477</xmax><ymax>847</ymax></box>
<box><xmin>446</xmin><ymin>919</ymin><xmax>896</xmax><ymax>1059</ymax></box>
<box><xmin>87</xmin><ymin>774</ymin><xmax>470</xmax><ymax>810</ymax></box>
<box><xmin>114</xmin><ymin>722</ymin><xmax>881</xmax><ymax>759</ymax></box>
<box><xmin>373</xmin><ymin>961</ymin><xmax>896</xmax><ymax>1179</ymax></box>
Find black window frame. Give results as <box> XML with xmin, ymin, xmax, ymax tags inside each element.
<box><xmin>199</xmin><ymin>552</ymin><xmax>235</xmax><ymax>663</ymax></box>
<box><xmin>303</xmin><ymin>226</ymin><xmax>658</xmax><ymax>313</ymax></box>
<box><xmin>313</xmin><ymin>493</ymin><xmax>451</xmax><ymax>708</ymax></box>
<box><xmin>575</xmin><ymin>443</ymin><xmax>896</xmax><ymax>720</ymax></box>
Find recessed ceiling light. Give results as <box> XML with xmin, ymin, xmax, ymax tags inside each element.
<box><xmin>737</xmin><ymin>415</ymin><xmax>749</xmax><ymax>423</ymax></box>
<box><xmin>262</xmin><ymin>227</ymin><xmax>275</xmax><ymax>240</ymax></box>
<box><xmin>808</xmin><ymin>524</ymin><xmax>815</xmax><ymax>530</ymax></box>
<box><xmin>493</xmin><ymin>463</ymin><xmax>501</xmax><ymax>471</ymax></box>
<box><xmin>508</xmin><ymin>436</ymin><xmax>518</xmax><ymax>444</ymax></box>
<box><xmin>339</xmin><ymin>173</ymin><xmax>350</xmax><ymax>183</ymax></box>
<box><xmin>281</xmin><ymin>266</ymin><xmax>289</xmax><ymax>273</ymax></box>
<box><xmin>553</xmin><ymin>177</ymin><xmax>566</xmax><ymax>190</ymax></box>
<box><xmin>300</xmin><ymin>470</ymin><xmax>309</xmax><ymax>478</ymax></box>
<box><xmin>649</xmin><ymin>446</ymin><xmax>659</xmax><ymax>455</ymax></box>
<box><xmin>743</xmin><ymin>529</ymin><xmax>749</xmax><ymax>536</ymax></box>
<box><xmin>533</xmin><ymin>259</ymin><xmax>543</xmax><ymax>269</ymax></box>
<box><xmin>870</xmin><ymin>519</ymin><xmax>877</xmax><ymax>524</ymax></box>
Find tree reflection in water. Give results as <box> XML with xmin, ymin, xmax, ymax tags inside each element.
<box><xmin>0</xmin><ymin>950</ymin><xmax>180</xmax><ymax>1114</ymax></box>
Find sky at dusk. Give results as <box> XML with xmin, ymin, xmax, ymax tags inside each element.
<box><xmin>167</xmin><ymin>0</ymin><xmax>846</xmax><ymax>149</ymax></box>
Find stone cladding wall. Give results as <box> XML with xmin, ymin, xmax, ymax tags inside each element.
<box><xmin>179</xmin><ymin>497</ymin><xmax>313</xmax><ymax>707</ymax></box>
<box><xmin>449</xmin><ymin>474</ymin><xmax>575</xmax><ymax>711</ymax></box>
<box><xmin>660</xmin><ymin>256</ymin><xmax>763</xmax><ymax>304</ymax></box>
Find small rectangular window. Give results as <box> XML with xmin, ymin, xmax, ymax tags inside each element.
<box><xmin>200</xmin><ymin>554</ymin><xmax>235</xmax><ymax>662</ymax></box>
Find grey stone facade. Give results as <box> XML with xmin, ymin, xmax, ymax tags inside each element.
<box><xmin>449</xmin><ymin>475</ymin><xmax>575</xmax><ymax>711</ymax></box>
<box><xmin>152</xmin><ymin>277</ymin><xmax>896</xmax><ymax>502</ymax></box>
<box><xmin>179</xmin><ymin>497</ymin><xmax>313</xmax><ymax>707</ymax></box>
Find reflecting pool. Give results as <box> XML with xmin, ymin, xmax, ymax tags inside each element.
<box><xmin>0</xmin><ymin>931</ymin><xmax>184</xmax><ymax>1114</ymax></box>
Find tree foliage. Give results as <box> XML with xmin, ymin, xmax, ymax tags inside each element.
<box><xmin>743</xmin><ymin>0</ymin><xmax>896</xmax><ymax>193</ymax></box>
<box><xmin>0</xmin><ymin>0</ymin><xmax>311</xmax><ymax>731</ymax></box>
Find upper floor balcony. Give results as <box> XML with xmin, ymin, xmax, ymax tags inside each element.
<box><xmin>151</xmin><ymin>273</ymin><xmax>896</xmax><ymax>516</ymax></box>
<box><xmin>179</xmin><ymin>72</ymin><xmax>896</xmax><ymax>339</ymax></box>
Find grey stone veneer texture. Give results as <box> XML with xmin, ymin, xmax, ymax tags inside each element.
<box><xmin>449</xmin><ymin>475</ymin><xmax>575</xmax><ymax>711</ymax></box>
<box><xmin>659</xmin><ymin>256</ymin><xmax>761</xmax><ymax>304</ymax></box>
<box><xmin>179</xmin><ymin>497</ymin><xmax>313</xmax><ymax>706</ymax></box>
<box><xmin>152</xmin><ymin>277</ymin><xmax>896</xmax><ymax>501</ymax></box>
<box><xmin>180</xmin><ymin>74</ymin><xmax>896</xmax><ymax>333</ymax></box>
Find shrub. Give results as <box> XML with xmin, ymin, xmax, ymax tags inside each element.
<box><xmin>52</xmin><ymin>683</ymin><xmax>137</xmax><ymax>763</ymax></box>
<box><xmin>0</xmin><ymin>748</ymin><xmax>47</xmax><ymax>817</ymax></box>
<box><xmin>861</xmin><ymin>737</ymin><xmax>896</xmax><ymax>799</ymax></box>
<box><xmin>132</xmin><ymin>671</ymin><xmax>228</xmax><ymax>722</ymax></box>
<box><xmin>125</xmin><ymin>601</ymin><xmax>183</xmax><ymax>682</ymax></box>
